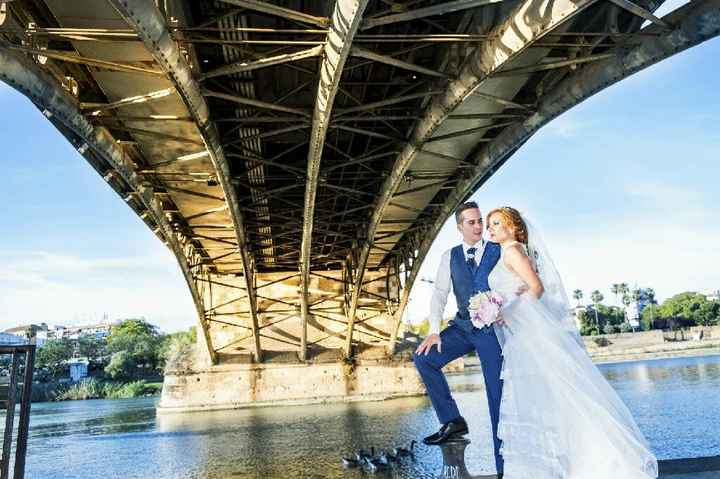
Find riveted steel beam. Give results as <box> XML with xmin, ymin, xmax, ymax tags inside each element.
<box><xmin>202</xmin><ymin>89</ymin><xmax>311</xmax><ymax>117</ymax></box>
<box><xmin>608</xmin><ymin>0</ymin><xmax>670</xmax><ymax>28</ymax></box>
<box><xmin>198</xmin><ymin>45</ymin><xmax>323</xmax><ymax>81</ymax></box>
<box><xmin>0</xmin><ymin>45</ymin><xmax>219</xmax><ymax>364</ymax></box>
<box><xmin>299</xmin><ymin>0</ymin><xmax>369</xmax><ymax>361</ymax></box>
<box><xmin>344</xmin><ymin>0</ymin><xmax>602</xmax><ymax>358</ymax></box>
<box><xmin>361</xmin><ymin>0</ymin><xmax>504</xmax><ymax>30</ymax></box>
<box><xmin>217</xmin><ymin>0</ymin><xmax>329</xmax><ymax>28</ymax></box>
<box><xmin>0</xmin><ymin>42</ymin><xmax>164</xmax><ymax>76</ymax></box>
<box><xmin>108</xmin><ymin>0</ymin><xmax>263</xmax><ymax>363</ymax></box>
<box><xmin>388</xmin><ymin>0</ymin><xmax>720</xmax><ymax>354</ymax></box>
<box><xmin>351</xmin><ymin>46</ymin><xmax>448</xmax><ymax>78</ymax></box>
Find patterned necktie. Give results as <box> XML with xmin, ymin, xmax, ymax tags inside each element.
<box><xmin>466</xmin><ymin>247</ymin><xmax>477</xmax><ymax>273</ymax></box>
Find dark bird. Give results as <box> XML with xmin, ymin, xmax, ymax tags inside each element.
<box><xmin>393</xmin><ymin>440</ymin><xmax>417</xmax><ymax>457</ymax></box>
<box><xmin>341</xmin><ymin>456</ymin><xmax>361</xmax><ymax>468</ymax></box>
<box><xmin>378</xmin><ymin>449</ymin><xmax>397</xmax><ymax>464</ymax></box>
<box><xmin>354</xmin><ymin>446</ymin><xmax>374</xmax><ymax>462</ymax></box>
<box><xmin>364</xmin><ymin>456</ymin><xmax>389</xmax><ymax>473</ymax></box>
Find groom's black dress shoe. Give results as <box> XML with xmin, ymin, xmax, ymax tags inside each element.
<box><xmin>422</xmin><ymin>416</ymin><xmax>469</xmax><ymax>445</ymax></box>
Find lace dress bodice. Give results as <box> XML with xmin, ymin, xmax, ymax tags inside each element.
<box><xmin>488</xmin><ymin>242</ymin><xmax>527</xmax><ymax>299</ymax></box>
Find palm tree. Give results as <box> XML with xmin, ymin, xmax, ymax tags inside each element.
<box><xmin>645</xmin><ymin>288</ymin><xmax>657</xmax><ymax>329</ymax></box>
<box><xmin>622</xmin><ymin>293</ymin><xmax>634</xmax><ymax>331</ymax></box>
<box><xmin>620</xmin><ymin>282</ymin><xmax>629</xmax><ymax>298</ymax></box>
<box><xmin>590</xmin><ymin>290</ymin><xmax>604</xmax><ymax>328</ymax></box>
<box><xmin>611</xmin><ymin>283</ymin><xmax>622</xmax><ymax>322</ymax></box>
<box><xmin>573</xmin><ymin>289</ymin><xmax>583</xmax><ymax>307</ymax></box>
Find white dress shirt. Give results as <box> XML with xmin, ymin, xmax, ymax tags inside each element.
<box><xmin>428</xmin><ymin>239</ymin><xmax>486</xmax><ymax>336</ymax></box>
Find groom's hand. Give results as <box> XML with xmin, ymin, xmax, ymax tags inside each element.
<box><xmin>415</xmin><ymin>333</ymin><xmax>442</xmax><ymax>355</ymax></box>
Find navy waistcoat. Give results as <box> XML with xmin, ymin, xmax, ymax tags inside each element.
<box><xmin>450</xmin><ymin>242</ymin><xmax>501</xmax><ymax>332</ymax></box>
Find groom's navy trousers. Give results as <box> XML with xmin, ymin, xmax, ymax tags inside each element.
<box><xmin>414</xmin><ymin>324</ymin><xmax>504</xmax><ymax>473</ymax></box>
<box><xmin>414</xmin><ymin>242</ymin><xmax>504</xmax><ymax>474</ymax></box>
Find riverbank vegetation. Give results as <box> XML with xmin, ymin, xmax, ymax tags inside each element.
<box><xmin>408</xmin><ymin>289</ymin><xmax>720</xmax><ymax>337</ymax></box>
<box><xmin>22</xmin><ymin>319</ymin><xmax>196</xmax><ymax>402</ymax></box>
<box><xmin>577</xmin><ymin>290</ymin><xmax>720</xmax><ymax>336</ymax></box>
<box><xmin>31</xmin><ymin>379</ymin><xmax>163</xmax><ymax>402</ymax></box>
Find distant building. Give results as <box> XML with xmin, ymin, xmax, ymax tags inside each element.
<box><xmin>706</xmin><ymin>290</ymin><xmax>720</xmax><ymax>302</ymax></box>
<box><xmin>3</xmin><ymin>323</ymin><xmax>48</xmax><ymax>340</ymax></box>
<box><xmin>60</xmin><ymin>321</ymin><xmax>119</xmax><ymax>340</ymax></box>
<box><xmin>0</xmin><ymin>332</ymin><xmax>27</xmax><ymax>346</ymax></box>
<box><xmin>7</xmin><ymin>320</ymin><xmax>120</xmax><ymax>348</ymax></box>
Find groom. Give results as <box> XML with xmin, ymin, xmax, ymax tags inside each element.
<box><xmin>414</xmin><ymin>201</ymin><xmax>504</xmax><ymax>478</ymax></box>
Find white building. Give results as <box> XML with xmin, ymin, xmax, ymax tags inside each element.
<box><xmin>67</xmin><ymin>358</ymin><xmax>89</xmax><ymax>382</ymax></box>
<box><xmin>34</xmin><ymin>321</ymin><xmax>119</xmax><ymax>346</ymax></box>
<box><xmin>0</xmin><ymin>332</ymin><xmax>27</xmax><ymax>346</ymax></box>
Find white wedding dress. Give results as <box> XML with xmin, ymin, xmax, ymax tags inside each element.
<box><xmin>488</xmin><ymin>242</ymin><xmax>658</xmax><ymax>479</ymax></box>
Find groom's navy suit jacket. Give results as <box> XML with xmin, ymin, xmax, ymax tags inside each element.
<box><xmin>449</xmin><ymin>241</ymin><xmax>501</xmax><ymax>332</ymax></box>
<box><xmin>414</xmin><ymin>240</ymin><xmax>505</xmax><ymax>473</ymax></box>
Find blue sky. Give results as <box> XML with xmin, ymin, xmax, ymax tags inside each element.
<box><xmin>1</xmin><ymin>17</ymin><xmax>718</xmax><ymax>332</ymax></box>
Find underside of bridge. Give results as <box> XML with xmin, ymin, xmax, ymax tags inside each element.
<box><xmin>2</xmin><ymin>0</ymin><xmax>719</xmax><ymax>368</ymax></box>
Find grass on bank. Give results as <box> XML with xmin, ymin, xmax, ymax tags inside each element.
<box><xmin>31</xmin><ymin>378</ymin><xmax>162</xmax><ymax>402</ymax></box>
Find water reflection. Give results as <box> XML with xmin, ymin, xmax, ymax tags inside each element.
<box><xmin>12</xmin><ymin>354</ymin><xmax>720</xmax><ymax>479</ymax></box>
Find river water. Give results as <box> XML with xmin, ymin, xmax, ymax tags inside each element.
<box><xmin>14</xmin><ymin>354</ymin><xmax>720</xmax><ymax>479</ymax></box>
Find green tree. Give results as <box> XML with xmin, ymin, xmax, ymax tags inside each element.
<box><xmin>656</xmin><ymin>292</ymin><xmax>720</xmax><ymax>328</ymax></box>
<box><xmin>597</xmin><ymin>304</ymin><xmax>624</xmax><ymax>326</ymax></box>
<box><xmin>603</xmin><ymin>323</ymin><xmax>618</xmax><ymax>335</ymax></box>
<box><xmin>160</xmin><ymin>327</ymin><xmax>197</xmax><ymax>371</ymax></box>
<box><xmin>105</xmin><ymin>351</ymin><xmax>136</xmax><ymax>381</ymax></box>
<box><xmin>36</xmin><ymin>339</ymin><xmax>74</xmax><ymax>378</ymax></box>
<box><xmin>578</xmin><ymin>309</ymin><xmax>599</xmax><ymax>336</ymax></box>
<box><xmin>611</xmin><ymin>283</ymin><xmax>622</xmax><ymax>323</ymax></box>
<box><xmin>590</xmin><ymin>290</ymin><xmax>604</xmax><ymax>327</ymax></box>
<box><xmin>78</xmin><ymin>336</ymin><xmax>107</xmax><ymax>366</ymax></box>
<box><xmin>641</xmin><ymin>304</ymin><xmax>660</xmax><ymax>331</ymax></box>
<box><xmin>622</xmin><ymin>293</ymin><xmax>634</xmax><ymax>331</ymax></box>
<box><xmin>106</xmin><ymin>319</ymin><xmax>162</xmax><ymax>374</ymax></box>
<box><xmin>573</xmin><ymin>289</ymin><xmax>583</xmax><ymax>307</ymax></box>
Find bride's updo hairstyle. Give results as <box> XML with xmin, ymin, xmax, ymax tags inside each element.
<box><xmin>486</xmin><ymin>207</ymin><xmax>529</xmax><ymax>244</ymax></box>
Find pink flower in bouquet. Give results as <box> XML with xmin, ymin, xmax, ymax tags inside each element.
<box><xmin>468</xmin><ymin>291</ymin><xmax>505</xmax><ymax>328</ymax></box>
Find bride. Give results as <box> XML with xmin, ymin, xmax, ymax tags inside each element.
<box><xmin>484</xmin><ymin>207</ymin><xmax>658</xmax><ymax>479</ymax></box>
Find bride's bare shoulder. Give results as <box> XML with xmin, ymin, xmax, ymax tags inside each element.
<box><xmin>502</xmin><ymin>243</ymin><xmax>528</xmax><ymax>264</ymax></box>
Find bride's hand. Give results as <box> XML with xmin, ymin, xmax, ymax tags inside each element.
<box><xmin>496</xmin><ymin>310</ymin><xmax>506</xmax><ymax>326</ymax></box>
<box><xmin>415</xmin><ymin>333</ymin><xmax>442</xmax><ymax>355</ymax></box>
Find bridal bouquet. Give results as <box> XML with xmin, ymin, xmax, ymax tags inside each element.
<box><xmin>468</xmin><ymin>291</ymin><xmax>505</xmax><ymax>328</ymax></box>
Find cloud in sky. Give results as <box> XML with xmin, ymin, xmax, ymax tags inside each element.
<box><xmin>0</xmin><ymin>250</ymin><xmax>196</xmax><ymax>332</ymax></box>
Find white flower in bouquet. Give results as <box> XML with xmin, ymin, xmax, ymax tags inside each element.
<box><xmin>468</xmin><ymin>291</ymin><xmax>505</xmax><ymax>328</ymax></box>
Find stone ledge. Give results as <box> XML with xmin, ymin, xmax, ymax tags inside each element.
<box><xmin>659</xmin><ymin>456</ymin><xmax>720</xmax><ymax>477</ymax></box>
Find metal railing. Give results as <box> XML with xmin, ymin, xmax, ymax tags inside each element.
<box><xmin>0</xmin><ymin>345</ymin><xmax>35</xmax><ymax>479</ymax></box>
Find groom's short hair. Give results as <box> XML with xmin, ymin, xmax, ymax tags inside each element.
<box><xmin>455</xmin><ymin>201</ymin><xmax>480</xmax><ymax>224</ymax></box>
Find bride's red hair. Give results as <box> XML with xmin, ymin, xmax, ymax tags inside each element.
<box><xmin>486</xmin><ymin>207</ymin><xmax>529</xmax><ymax>244</ymax></box>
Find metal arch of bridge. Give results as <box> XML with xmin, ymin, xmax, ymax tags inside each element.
<box><xmin>386</xmin><ymin>0</ymin><xmax>720</xmax><ymax>354</ymax></box>
<box><xmin>107</xmin><ymin>0</ymin><xmax>264</xmax><ymax>363</ymax></box>
<box><xmin>1</xmin><ymin>0</ymin><xmax>718</xmax><ymax>363</ymax></box>
<box><xmin>342</xmin><ymin>0</ymin><xmax>606</xmax><ymax>356</ymax></box>
<box><xmin>0</xmin><ymin>45</ymin><xmax>221</xmax><ymax>363</ymax></box>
